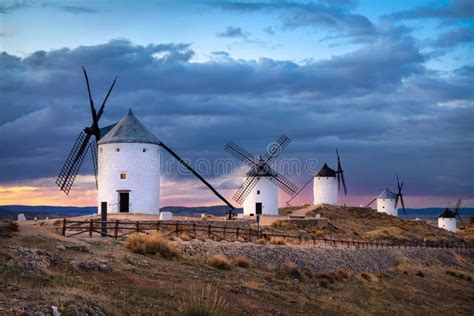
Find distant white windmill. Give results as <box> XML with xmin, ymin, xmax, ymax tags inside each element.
<box><xmin>366</xmin><ymin>175</ymin><xmax>405</xmax><ymax>217</ymax></box>
<box><xmin>438</xmin><ymin>198</ymin><xmax>464</xmax><ymax>233</ymax></box>
<box><xmin>286</xmin><ymin>149</ymin><xmax>347</xmax><ymax>206</ymax></box>
<box><xmin>225</xmin><ymin>136</ymin><xmax>298</xmax><ymax>216</ymax></box>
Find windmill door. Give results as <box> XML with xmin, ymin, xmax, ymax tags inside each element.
<box><xmin>256</xmin><ymin>203</ymin><xmax>262</xmax><ymax>215</ymax></box>
<box><xmin>119</xmin><ymin>193</ymin><xmax>129</xmax><ymax>213</ymax></box>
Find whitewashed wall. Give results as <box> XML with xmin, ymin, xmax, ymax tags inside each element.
<box><xmin>313</xmin><ymin>176</ymin><xmax>338</xmax><ymax>205</ymax></box>
<box><xmin>377</xmin><ymin>198</ymin><xmax>397</xmax><ymax>216</ymax></box>
<box><xmin>243</xmin><ymin>177</ymin><xmax>278</xmax><ymax>216</ymax></box>
<box><xmin>98</xmin><ymin>142</ymin><xmax>160</xmax><ymax>214</ymax></box>
<box><xmin>438</xmin><ymin>217</ymin><xmax>456</xmax><ymax>233</ymax></box>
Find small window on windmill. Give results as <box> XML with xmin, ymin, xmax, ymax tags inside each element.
<box><xmin>100</xmin><ymin>148</ymin><xmax>103</xmax><ymax>153</ymax></box>
<box><xmin>120</xmin><ymin>173</ymin><xmax>127</xmax><ymax>180</ymax></box>
<box><xmin>257</xmin><ymin>190</ymin><xmax>260</xmax><ymax>195</ymax></box>
<box><xmin>143</xmin><ymin>148</ymin><xmax>147</xmax><ymax>153</ymax></box>
<box><xmin>116</xmin><ymin>148</ymin><xmax>120</xmax><ymax>152</ymax></box>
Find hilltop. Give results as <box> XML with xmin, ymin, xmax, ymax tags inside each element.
<box><xmin>1</xmin><ymin>205</ymin><xmax>473</xmax><ymax>315</ymax></box>
<box><xmin>276</xmin><ymin>205</ymin><xmax>473</xmax><ymax>244</ymax></box>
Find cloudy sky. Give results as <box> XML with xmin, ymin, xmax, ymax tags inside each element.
<box><xmin>0</xmin><ymin>0</ymin><xmax>473</xmax><ymax>208</ymax></box>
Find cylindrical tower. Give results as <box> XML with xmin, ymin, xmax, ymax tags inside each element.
<box><xmin>242</xmin><ymin>157</ymin><xmax>278</xmax><ymax>216</ymax></box>
<box><xmin>376</xmin><ymin>188</ymin><xmax>397</xmax><ymax>216</ymax></box>
<box><xmin>97</xmin><ymin>109</ymin><xmax>161</xmax><ymax>214</ymax></box>
<box><xmin>313</xmin><ymin>163</ymin><xmax>338</xmax><ymax>205</ymax></box>
<box><xmin>438</xmin><ymin>209</ymin><xmax>457</xmax><ymax>232</ymax></box>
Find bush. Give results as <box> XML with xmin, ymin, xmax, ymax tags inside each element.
<box><xmin>446</xmin><ymin>270</ymin><xmax>472</xmax><ymax>281</ymax></box>
<box><xmin>270</xmin><ymin>237</ymin><xmax>286</xmax><ymax>245</ymax></box>
<box><xmin>360</xmin><ymin>271</ymin><xmax>379</xmax><ymax>283</ymax></box>
<box><xmin>255</xmin><ymin>238</ymin><xmax>266</xmax><ymax>245</ymax></box>
<box><xmin>125</xmin><ymin>232</ymin><xmax>178</xmax><ymax>258</ymax></box>
<box><xmin>207</xmin><ymin>254</ymin><xmax>231</xmax><ymax>270</ymax></box>
<box><xmin>2</xmin><ymin>220</ymin><xmax>19</xmax><ymax>232</ymax></box>
<box><xmin>180</xmin><ymin>285</ymin><xmax>228</xmax><ymax>316</ymax></box>
<box><xmin>234</xmin><ymin>256</ymin><xmax>252</xmax><ymax>268</ymax></box>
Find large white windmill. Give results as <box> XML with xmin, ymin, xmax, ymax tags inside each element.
<box><xmin>225</xmin><ymin>135</ymin><xmax>298</xmax><ymax>216</ymax></box>
<box><xmin>56</xmin><ymin>67</ymin><xmax>235</xmax><ymax>216</ymax></box>
<box><xmin>366</xmin><ymin>175</ymin><xmax>406</xmax><ymax>216</ymax></box>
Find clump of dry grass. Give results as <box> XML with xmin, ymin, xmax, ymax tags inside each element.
<box><xmin>125</xmin><ymin>232</ymin><xmax>178</xmax><ymax>258</ymax></box>
<box><xmin>207</xmin><ymin>254</ymin><xmax>231</xmax><ymax>270</ymax></box>
<box><xmin>446</xmin><ymin>270</ymin><xmax>472</xmax><ymax>281</ymax></box>
<box><xmin>360</xmin><ymin>271</ymin><xmax>379</xmax><ymax>283</ymax></box>
<box><xmin>180</xmin><ymin>285</ymin><xmax>228</xmax><ymax>316</ymax></box>
<box><xmin>234</xmin><ymin>256</ymin><xmax>252</xmax><ymax>268</ymax></box>
<box><xmin>270</xmin><ymin>237</ymin><xmax>286</xmax><ymax>245</ymax></box>
<box><xmin>255</xmin><ymin>238</ymin><xmax>266</xmax><ymax>245</ymax></box>
<box><xmin>2</xmin><ymin>220</ymin><xmax>19</xmax><ymax>232</ymax></box>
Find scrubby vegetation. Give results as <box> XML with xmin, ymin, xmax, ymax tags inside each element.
<box><xmin>179</xmin><ymin>286</ymin><xmax>228</xmax><ymax>316</ymax></box>
<box><xmin>270</xmin><ymin>237</ymin><xmax>286</xmax><ymax>245</ymax></box>
<box><xmin>207</xmin><ymin>254</ymin><xmax>231</xmax><ymax>270</ymax></box>
<box><xmin>125</xmin><ymin>232</ymin><xmax>178</xmax><ymax>258</ymax></box>
<box><xmin>233</xmin><ymin>256</ymin><xmax>252</xmax><ymax>268</ymax></box>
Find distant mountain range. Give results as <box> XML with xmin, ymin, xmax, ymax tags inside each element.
<box><xmin>0</xmin><ymin>205</ymin><xmax>472</xmax><ymax>220</ymax></box>
<box><xmin>0</xmin><ymin>205</ymin><xmax>242</xmax><ymax>220</ymax></box>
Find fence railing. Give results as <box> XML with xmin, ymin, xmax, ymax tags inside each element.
<box><xmin>61</xmin><ymin>219</ymin><xmax>472</xmax><ymax>250</ymax></box>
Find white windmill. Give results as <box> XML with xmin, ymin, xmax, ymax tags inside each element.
<box><xmin>225</xmin><ymin>136</ymin><xmax>298</xmax><ymax>216</ymax></box>
<box><xmin>438</xmin><ymin>199</ymin><xmax>464</xmax><ymax>233</ymax></box>
<box><xmin>366</xmin><ymin>175</ymin><xmax>405</xmax><ymax>216</ymax></box>
<box><xmin>286</xmin><ymin>150</ymin><xmax>347</xmax><ymax>206</ymax></box>
<box><xmin>56</xmin><ymin>67</ymin><xmax>235</xmax><ymax>216</ymax></box>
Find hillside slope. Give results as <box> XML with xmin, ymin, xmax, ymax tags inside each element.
<box><xmin>0</xmin><ymin>219</ymin><xmax>473</xmax><ymax>315</ymax></box>
<box><xmin>276</xmin><ymin>205</ymin><xmax>471</xmax><ymax>244</ymax></box>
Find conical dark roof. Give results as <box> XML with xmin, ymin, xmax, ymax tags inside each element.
<box><xmin>315</xmin><ymin>163</ymin><xmax>336</xmax><ymax>177</ymax></box>
<box><xmin>98</xmin><ymin>109</ymin><xmax>160</xmax><ymax>145</ymax></box>
<box><xmin>438</xmin><ymin>208</ymin><xmax>456</xmax><ymax>218</ymax></box>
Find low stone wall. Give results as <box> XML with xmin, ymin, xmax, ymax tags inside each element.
<box><xmin>179</xmin><ymin>240</ymin><xmax>474</xmax><ymax>274</ymax></box>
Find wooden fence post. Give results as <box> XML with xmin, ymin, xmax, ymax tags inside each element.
<box><xmin>236</xmin><ymin>227</ymin><xmax>239</xmax><ymax>241</ymax></box>
<box><xmin>114</xmin><ymin>220</ymin><xmax>119</xmax><ymax>239</ymax></box>
<box><xmin>62</xmin><ymin>218</ymin><xmax>67</xmax><ymax>236</ymax></box>
<box><xmin>157</xmin><ymin>221</ymin><xmax>160</xmax><ymax>232</ymax></box>
<box><xmin>208</xmin><ymin>224</ymin><xmax>211</xmax><ymax>239</ymax></box>
<box><xmin>136</xmin><ymin>221</ymin><xmax>140</xmax><ymax>233</ymax></box>
<box><xmin>312</xmin><ymin>236</ymin><xmax>315</xmax><ymax>245</ymax></box>
<box><xmin>89</xmin><ymin>219</ymin><xmax>93</xmax><ymax>238</ymax></box>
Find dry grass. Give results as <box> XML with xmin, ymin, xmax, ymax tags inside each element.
<box><xmin>233</xmin><ymin>256</ymin><xmax>252</xmax><ymax>268</ymax></box>
<box><xmin>270</xmin><ymin>237</ymin><xmax>286</xmax><ymax>245</ymax></box>
<box><xmin>207</xmin><ymin>254</ymin><xmax>231</xmax><ymax>270</ymax></box>
<box><xmin>360</xmin><ymin>271</ymin><xmax>380</xmax><ymax>283</ymax></box>
<box><xmin>446</xmin><ymin>270</ymin><xmax>473</xmax><ymax>281</ymax></box>
<box><xmin>180</xmin><ymin>285</ymin><xmax>228</xmax><ymax>316</ymax></box>
<box><xmin>2</xmin><ymin>220</ymin><xmax>19</xmax><ymax>232</ymax></box>
<box><xmin>125</xmin><ymin>232</ymin><xmax>178</xmax><ymax>258</ymax></box>
<box><xmin>255</xmin><ymin>238</ymin><xmax>266</xmax><ymax>245</ymax></box>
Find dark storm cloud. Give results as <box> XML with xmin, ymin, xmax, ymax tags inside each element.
<box><xmin>0</xmin><ymin>33</ymin><xmax>473</xmax><ymax>198</ymax></box>
<box><xmin>216</xmin><ymin>26</ymin><xmax>248</xmax><ymax>38</ymax></box>
<box><xmin>216</xmin><ymin>1</ymin><xmax>377</xmax><ymax>40</ymax></box>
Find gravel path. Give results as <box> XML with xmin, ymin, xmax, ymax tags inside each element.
<box><xmin>179</xmin><ymin>240</ymin><xmax>474</xmax><ymax>274</ymax></box>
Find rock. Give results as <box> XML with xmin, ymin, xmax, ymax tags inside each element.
<box><xmin>8</xmin><ymin>246</ymin><xmax>60</xmax><ymax>272</ymax></box>
<box><xmin>70</xmin><ymin>259</ymin><xmax>112</xmax><ymax>272</ymax></box>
